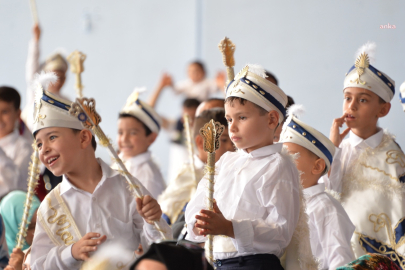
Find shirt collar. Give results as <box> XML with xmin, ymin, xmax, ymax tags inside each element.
<box><xmin>123</xmin><ymin>151</ymin><xmax>152</xmax><ymax>167</ymax></box>
<box><xmin>303</xmin><ymin>183</ymin><xmax>326</xmax><ymax>199</ymax></box>
<box><xmin>349</xmin><ymin>129</ymin><xmax>383</xmax><ymax>149</ymax></box>
<box><xmin>0</xmin><ymin>130</ymin><xmax>19</xmax><ymax>148</ymax></box>
<box><xmin>239</xmin><ymin>143</ymin><xmax>283</xmax><ymax>158</ymax></box>
<box><xmin>60</xmin><ymin>158</ymin><xmax>119</xmax><ymax>195</ymax></box>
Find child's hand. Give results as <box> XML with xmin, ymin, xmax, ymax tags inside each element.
<box><xmin>33</xmin><ymin>24</ymin><xmax>41</xmax><ymax>42</ymax></box>
<box><xmin>330</xmin><ymin>114</ymin><xmax>350</xmax><ymax>147</ymax></box>
<box><xmin>71</xmin><ymin>232</ymin><xmax>107</xmax><ymax>261</ymax></box>
<box><xmin>136</xmin><ymin>195</ymin><xmax>162</xmax><ymax>224</ymax></box>
<box><xmin>194</xmin><ymin>202</ymin><xmax>234</xmax><ymax>238</ymax></box>
<box><xmin>6</xmin><ymin>248</ymin><xmax>24</xmax><ymax>270</ymax></box>
<box><xmin>159</xmin><ymin>73</ymin><xmax>173</xmax><ymax>88</ymax></box>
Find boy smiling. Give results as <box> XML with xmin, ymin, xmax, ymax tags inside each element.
<box><xmin>30</xmin><ymin>76</ymin><xmax>171</xmax><ymax>270</ymax></box>
<box><xmin>185</xmin><ymin>65</ymin><xmax>301</xmax><ymax>269</ymax></box>
<box><xmin>323</xmin><ymin>42</ymin><xmax>405</xmax><ymax>264</ymax></box>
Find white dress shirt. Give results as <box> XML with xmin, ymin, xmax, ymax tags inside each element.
<box><xmin>123</xmin><ymin>151</ymin><xmax>166</xmax><ymax>199</ymax></box>
<box><xmin>304</xmin><ymin>183</ymin><xmax>355</xmax><ymax>270</ymax></box>
<box><xmin>0</xmin><ymin>130</ymin><xmax>32</xmax><ymax>197</ymax></box>
<box><xmin>30</xmin><ymin>158</ymin><xmax>171</xmax><ymax>270</ymax></box>
<box><xmin>322</xmin><ymin>129</ymin><xmax>383</xmax><ymax>192</ymax></box>
<box><xmin>174</xmin><ymin>78</ymin><xmax>221</xmax><ymax>102</ymax></box>
<box><xmin>186</xmin><ymin>144</ymin><xmax>300</xmax><ymax>260</ymax></box>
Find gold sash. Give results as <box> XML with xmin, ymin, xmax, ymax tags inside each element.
<box><xmin>37</xmin><ymin>184</ymin><xmax>82</xmax><ymax>246</ymax></box>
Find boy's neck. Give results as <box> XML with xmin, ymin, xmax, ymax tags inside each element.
<box><xmin>65</xmin><ymin>154</ymin><xmax>103</xmax><ymax>194</ymax></box>
<box><xmin>351</xmin><ymin>126</ymin><xmax>380</xmax><ymax>140</ymax></box>
<box><xmin>123</xmin><ymin>149</ymin><xmax>148</xmax><ymax>160</ymax></box>
<box><xmin>303</xmin><ymin>177</ymin><xmax>319</xmax><ymax>189</ymax></box>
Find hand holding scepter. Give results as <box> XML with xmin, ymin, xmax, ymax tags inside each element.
<box><xmin>69</xmin><ymin>97</ymin><xmax>167</xmax><ymax>239</ymax></box>
<box><xmin>16</xmin><ymin>145</ymin><xmax>41</xmax><ymax>249</ymax></box>
<box><xmin>218</xmin><ymin>37</ymin><xmax>236</xmax><ymax>86</ymax></box>
<box><xmin>199</xmin><ymin>119</ymin><xmax>224</xmax><ymax>264</ymax></box>
<box><xmin>67</xmin><ymin>51</ymin><xmax>86</xmax><ymax>98</ymax></box>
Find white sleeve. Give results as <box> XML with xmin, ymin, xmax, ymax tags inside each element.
<box><xmin>30</xmin><ymin>218</ymin><xmax>82</xmax><ymax>270</ymax></box>
<box><xmin>0</xmin><ymin>147</ymin><xmax>20</xmax><ymax>197</ymax></box>
<box><xmin>230</xmin><ymin>162</ymin><xmax>300</xmax><ymax>253</ymax></box>
<box><xmin>322</xmin><ymin>148</ymin><xmax>343</xmax><ymax>193</ymax></box>
<box><xmin>316</xmin><ymin>208</ymin><xmax>355</xmax><ymax>269</ymax></box>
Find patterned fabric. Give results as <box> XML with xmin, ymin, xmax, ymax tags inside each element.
<box><xmin>336</xmin><ymin>254</ymin><xmax>401</xmax><ymax>270</ymax></box>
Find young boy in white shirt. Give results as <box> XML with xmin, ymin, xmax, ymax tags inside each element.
<box><xmin>30</xmin><ymin>77</ymin><xmax>171</xmax><ymax>270</ymax></box>
<box><xmin>185</xmin><ymin>64</ymin><xmax>301</xmax><ymax>269</ymax></box>
<box><xmin>324</xmin><ymin>42</ymin><xmax>405</xmax><ymax>264</ymax></box>
<box><xmin>117</xmin><ymin>90</ymin><xmax>166</xmax><ymax>199</ymax></box>
<box><xmin>281</xmin><ymin>106</ymin><xmax>355</xmax><ymax>269</ymax></box>
<box><xmin>0</xmin><ymin>86</ymin><xmax>32</xmax><ymax>197</ymax></box>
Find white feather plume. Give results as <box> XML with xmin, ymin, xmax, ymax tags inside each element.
<box><xmin>246</xmin><ymin>63</ymin><xmax>267</xmax><ymax>78</ymax></box>
<box><xmin>133</xmin><ymin>86</ymin><xmax>147</xmax><ymax>94</ymax></box>
<box><xmin>355</xmin><ymin>42</ymin><xmax>376</xmax><ymax>65</ymax></box>
<box><xmin>287</xmin><ymin>104</ymin><xmax>305</xmax><ymax>119</ymax></box>
<box><xmin>33</xmin><ymin>71</ymin><xmax>58</xmax><ymax>106</ymax></box>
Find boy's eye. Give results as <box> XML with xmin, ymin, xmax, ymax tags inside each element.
<box><xmin>37</xmin><ymin>143</ymin><xmax>42</xmax><ymax>148</ymax></box>
<box><xmin>239</xmin><ymin>116</ymin><xmax>246</xmax><ymax>120</ymax></box>
<box><xmin>50</xmin><ymin>135</ymin><xmax>56</xmax><ymax>140</ymax></box>
<box><xmin>360</xmin><ymin>99</ymin><xmax>367</xmax><ymax>103</ymax></box>
<box><xmin>344</xmin><ymin>97</ymin><xmax>351</xmax><ymax>101</ymax></box>
<box><xmin>226</xmin><ymin>118</ymin><xmax>232</xmax><ymax>123</ymax></box>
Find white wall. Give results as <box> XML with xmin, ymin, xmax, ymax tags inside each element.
<box><xmin>1</xmin><ymin>0</ymin><xmax>404</xmax><ymax>180</ymax></box>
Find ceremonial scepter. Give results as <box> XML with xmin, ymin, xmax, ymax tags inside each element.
<box><xmin>69</xmin><ymin>98</ymin><xmax>167</xmax><ymax>239</ymax></box>
<box><xmin>218</xmin><ymin>37</ymin><xmax>236</xmax><ymax>86</ymax></box>
<box><xmin>29</xmin><ymin>0</ymin><xmax>39</xmax><ymax>23</ymax></box>
<box><xmin>200</xmin><ymin>120</ymin><xmax>224</xmax><ymax>264</ymax></box>
<box><xmin>16</xmin><ymin>145</ymin><xmax>41</xmax><ymax>249</ymax></box>
<box><xmin>183</xmin><ymin>113</ymin><xmax>198</xmax><ymax>187</ymax></box>
<box><xmin>67</xmin><ymin>51</ymin><xmax>86</xmax><ymax>98</ymax></box>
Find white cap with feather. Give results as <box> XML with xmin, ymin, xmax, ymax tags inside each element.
<box><xmin>32</xmin><ymin>71</ymin><xmax>84</xmax><ymax>136</ymax></box>
<box><xmin>344</xmin><ymin>42</ymin><xmax>395</xmax><ymax>102</ymax></box>
<box><xmin>120</xmin><ymin>87</ymin><xmax>162</xmax><ymax>134</ymax></box>
<box><xmin>225</xmin><ymin>64</ymin><xmax>288</xmax><ymax>123</ymax></box>
<box><xmin>280</xmin><ymin>104</ymin><xmax>336</xmax><ymax>175</ymax></box>
<box><xmin>400</xmin><ymin>81</ymin><xmax>405</xmax><ymax>111</ymax></box>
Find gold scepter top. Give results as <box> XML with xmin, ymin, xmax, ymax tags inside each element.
<box><xmin>67</xmin><ymin>50</ymin><xmax>87</xmax><ymax>98</ymax></box>
<box><xmin>218</xmin><ymin>37</ymin><xmax>236</xmax><ymax>86</ymax></box>
<box><xmin>200</xmin><ymin>119</ymin><xmax>225</xmax><ymax>154</ymax></box>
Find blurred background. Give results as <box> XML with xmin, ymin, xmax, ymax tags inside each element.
<box><xmin>1</xmin><ymin>0</ymin><xmax>404</xmax><ymax>182</ymax></box>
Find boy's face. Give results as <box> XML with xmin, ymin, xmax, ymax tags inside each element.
<box><xmin>284</xmin><ymin>142</ymin><xmax>319</xmax><ymax>188</ymax></box>
<box><xmin>118</xmin><ymin>117</ymin><xmax>156</xmax><ymax>159</ymax></box>
<box><xmin>0</xmin><ymin>100</ymin><xmax>20</xmax><ymax>139</ymax></box>
<box><xmin>343</xmin><ymin>87</ymin><xmax>390</xmax><ymax>132</ymax></box>
<box><xmin>215</xmin><ymin>129</ymin><xmax>235</xmax><ymax>162</ymax></box>
<box><xmin>188</xmin><ymin>64</ymin><xmax>205</xmax><ymax>83</ymax></box>
<box><xmin>36</xmin><ymin>127</ymin><xmax>81</xmax><ymax>176</ymax></box>
<box><xmin>225</xmin><ymin>100</ymin><xmax>277</xmax><ymax>153</ymax></box>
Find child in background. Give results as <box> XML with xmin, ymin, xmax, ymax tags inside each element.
<box><xmin>323</xmin><ymin>42</ymin><xmax>405</xmax><ymax>263</ymax></box>
<box><xmin>0</xmin><ymin>87</ymin><xmax>32</xmax><ymax>197</ymax></box>
<box><xmin>117</xmin><ymin>89</ymin><xmax>166</xmax><ymax>198</ymax></box>
<box><xmin>281</xmin><ymin>106</ymin><xmax>355</xmax><ymax>269</ymax></box>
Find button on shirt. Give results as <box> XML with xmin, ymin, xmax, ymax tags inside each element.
<box><xmin>322</xmin><ymin>129</ymin><xmax>383</xmax><ymax>192</ymax></box>
<box><xmin>0</xmin><ymin>130</ymin><xmax>32</xmax><ymax>197</ymax></box>
<box><xmin>185</xmin><ymin>144</ymin><xmax>300</xmax><ymax>260</ymax></box>
<box><xmin>30</xmin><ymin>158</ymin><xmax>171</xmax><ymax>270</ymax></box>
<box><xmin>304</xmin><ymin>183</ymin><xmax>355</xmax><ymax>270</ymax></box>
<box><xmin>122</xmin><ymin>151</ymin><xmax>166</xmax><ymax>199</ymax></box>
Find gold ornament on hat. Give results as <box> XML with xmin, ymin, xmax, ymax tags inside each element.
<box><xmin>199</xmin><ymin>119</ymin><xmax>224</xmax><ymax>265</ymax></box>
<box><xmin>218</xmin><ymin>37</ymin><xmax>236</xmax><ymax>86</ymax></box>
<box><xmin>351</xmin><ymin>52</ymin><xmax>370</xmax><ymax>85</ymax></box>
<box><xmin>67</xmin><ymin>51</ymin><xmax>86</xmax><ymax>98</ymax></box>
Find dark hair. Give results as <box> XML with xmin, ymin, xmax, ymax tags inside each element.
<box><xmin>0</xmin><ymin>86</ymin><xmax>21</xmax><ymax>110</ymax></box>
<box><xmin>118</xmin><ymin>113</ymin><xmax>152</xmax><ymax>136</ymax></box>
<box><xmin>286</xmin><ymin>95</ymin><xmax>295</xmax><ymax>109</ymax></box>
<box><xmin>264</xmin><ymin>70</ymin><xmax>278</xmax><ymax>86</ymax></box>
<box><xmin>189</xmin><ymin>60</ymin><xmax>206</xmax><ymax>74</ymax></box>
<box><xmin>193</xmin><ymin>108</ymin><xmax>228</xmax><ymax>138</ymax></box>
<box><xmin>72</xmin><ymin>129</ymin><xmax>97</xmax><ymax>151</ymax></box>
<box><xmin>225</xmin><ymin>97</ymin><xmax>267</xmax><ymax>115</ymax></box>
<box><xmin>183</xmin><ymin>98</ymin><xmax>201</xmax><ymax>109</ymax></box>
<box><xmin>206</xmin><ymin>98</ymin><xmax>225</xmax><ymax>103</ymax></box>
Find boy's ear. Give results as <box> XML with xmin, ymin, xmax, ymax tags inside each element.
<box><xmin>377</xmin><ymin>102</ymin><xmax>391</xmax><ymax>118</ymax></box>
<box><xmin>312</xmin><ymin>158</ymin><xmax>326</xmax><ymax>176</ymax></box>
<box><xmin>147</xmin><ymin>132</ymin><xmax>158</xmax><ymax>146</ymax></box>
<box><xmin>79</xmin><ymin>129</ymin><xmax>93</xmax><ymax>149</ymax></box>
<box><xmin>267</xmin><ymin>111</ymin><xmax>279</xmax><ymax>130</ymax></box>
<box><xmin>16</xmin><ymin>109</ymin><xmax>21</xmax><ymax>118</ymax></box>
<box><xmin>195</xmin><ymin>135</ymin><xmax>204</xmax><ymax>151</ymax></box>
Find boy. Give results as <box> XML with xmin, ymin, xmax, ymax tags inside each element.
<box><xmin>281</xmin><ymin>107</ymin><xmax>355</xmax><ymax>269</ymax></box>
<box><xmin>30</xmin><ymin>76</ymin><xmax>171</xmax><ymax>270</ymax></box>
<box><xmin>158</xmin><ymin>108</ymin><xmax>234</xmax><ymax>229</ymax></box>
<box><xmin>0</xmin><ymin>86</ymin><xmax>32</xmax><ymax>197</ymax></box>
<box><xmin>324</xmin><ymin>42</ymin><xmax>405</xmax><ymax>264</ymax></box>
<box><xmin>185</xmin><ymin>64</ymin><xmax>301</xmax><ymax>269</ymax></box>
<box><xmin>117</xmin><ymin>89</ymin><xmax>166</xmax><ymax>198</ymax></box>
